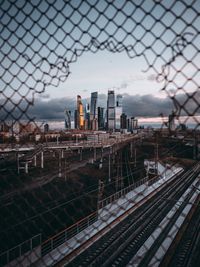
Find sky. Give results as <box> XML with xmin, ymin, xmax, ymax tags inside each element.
<box><xmin>44</xmin><ymin>50</ymin><xmax>162</xmax><ymax>99</ymax></box>
<box><xmin>1</xmin><ymin>0</ymin><xmax>200</xmax><ymax>123</ymax></box>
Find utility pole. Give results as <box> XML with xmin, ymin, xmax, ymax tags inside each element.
<box><xmin>108</xmin><ymin>146</ymin><xmax>112</xmax><ymax>183</ymax></box>
<box><xmin>34</xmin><ymin>155</ymin><xmax>37</xmax><ymax>167</ymax></box>
<box><xmin>120</xmin><ymin>150</ymin><xmax>123</xmax><ymax>189</ymax></box>
<box><xmin>155</xmin><ymin>132</ymin><xmax>159</xmax><ymax>173</ymax></box>
<box><xmin>58</xmin><ymin>150</ymin><xmax>62</xmax><ymax>177</ymax></box>
<box><xmin>80</xmin><ymin>147</ymin><xmax>82</xmax><ymax>161</ymax></box>
<box><xmin>130</xmin><ymin>142</ymin><xmax>133</xmax><ymax>158</ymax></box>
<box><xmin>94</xmin><ymin>147</ymin><xmax>96</xmax><ymax>161</ymax></box>
<box><xmin>99</xmin><ymin>146</ymin><xmax>103</xmax><ymax>169</ymax></box>
<box><xmin>64</xmin><ymin>158</ymin><xmax>67</xmax><ymax>181</ymax></box>
<box><xmin>193</xmin><ymin>130</ymin><xmax>197</xmax><ymax>160</ymax></box>
<box><xmin>155</xmin><ymin>143</ymin><xmax>158</xmax><ymax>173</ymax></box>
<box><xmin>41</xmin><ymin>151</ymin><xmax>44</xmax><ymax>168</ymax></box>
<box><xmin>116</xmin><ymin>151</ymin><xmax>120</xmax><ymax>190</ymax></box>
<box><xmin>134</xmin><ymin>145</ymin><xmax>137</xmax><ymax>168</ymax></box>
<box><xmin>17</xmin><ymin>152</ymin><xmax>20</xmax><ymax>174</ymax></box>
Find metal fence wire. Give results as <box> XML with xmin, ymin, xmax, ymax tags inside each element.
<box><xmin>1</xmin><ymin>0</ymin><xmax>200</xmax><ymax>266</ymax></box>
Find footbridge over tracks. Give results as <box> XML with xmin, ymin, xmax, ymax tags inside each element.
<box><xmin>1</xmin><ymin>134</ymin><xmax>142</xmax><ymax>174</ymax></box>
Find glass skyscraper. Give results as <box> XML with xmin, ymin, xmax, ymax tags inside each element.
<box><xmin>107</xmin><ymin>90</ymin><xmax>115</xmax><ymax>130</ymax></box>
<box><xmin>98</xmin><ymin>107</ymin><xmax>104</xmax><ymax>130</ymax></box>
<box><xmin>64</xmin><ymin>109</ymin><xmax>71</xmax><ymax>129</ymax></box>
<box><xmin>115</xmin><ymin>94</ymin><xmax>123</xmax><ymax>130</ymax></box>
<box><xmin>84</xmin><ymin>103</ymin><xmax>90</xmax><ymax>130</ymax></box>
<box><xmin>77</xmin><ymin>95</ymin><xmax>84</xmax><ymax>129</ymax></box>
<box><xmin>90</xmin><ymin>92</ymin><xmax>98</xmax><ymax>130</ymax></box>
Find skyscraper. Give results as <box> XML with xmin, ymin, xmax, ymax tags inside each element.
<box><xmin>77</xmin><ymin>95</ymin><xmax>84</xmax><ymax>129</ymax></box>
<box><xmin>107</xmin><ymin>90</ymin><xmax>115</xmax><ymax>131</ymax></box>
<box><xmin>74</xmin><ymin>110</ymin><xmax>78</xmax><ymax>129</ymax></box>
<box><xmin>168</xmin><ymin>111</ymin><xmax>176</xmax><ymax>131</ymax></box>
<box><xmin>90</xmin><ymin>92</ymin><xmax>98</xmax><ymax>130</ymax></box>
<box><xmin>84</xmin><ymin>103</ymin><xmax>90</xmax><ymax>130</ymax></box>
<box><xmin>64</xmin><ymin>109</ymin><xmax>71</xmax><ymax>129</ymax></box>
<box><xmin>120</xmin><ymin>113</ymin><xmax>127</xmax><ymax>129</ymax></box>
<box><xmin>98</xmin><ymin>107</ymin><xmax>104</xmax><ymax>130</ymax></box>
<box><xmin>130</xmin><ymin>117</ymin><xmax>138</xmax><ymax>131</ymax></box>
<box><xmin>44</xmin><ymin>123</ymin><xmax>49</xmax><ymax>133</ymax></box>
<box><xmin>115</xmin><ymin>94</ymin><xmax>123</xmax><ymax>130</ymax></box>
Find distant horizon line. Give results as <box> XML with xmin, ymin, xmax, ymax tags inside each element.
<box><xmin>32</xmin><ymin>115</ymin><xmax>200</xmax><ymax>122</ymax></box>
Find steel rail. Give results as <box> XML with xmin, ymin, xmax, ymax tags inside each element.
<box><xmin>65</xmin><ymin>163</ymin><xmax>200</xmax><ymax>267</ymax></box>
<box><xmin>101</xmin><ymin>168</ymin><xmax>199</xmax><ymax>267</ymax></box>
<box><xmin>136</xmin><ymin>184</ymin><xmax>199</xmax><ymax>267</ymax></box>
<box><xmin>164</xmin><ymin>194</ymin><xmax>200</xmax><ymax>267</ymax></box>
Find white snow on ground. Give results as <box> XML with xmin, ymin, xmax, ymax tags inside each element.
<box><xmin>148</xmin><ymin>181</ymin><xmax>200</xmax><ymax>267</ymax></box>
<box><xmin>35</xmin><ymin>167</ymin><xmax>183</xmax><ymax>267</ymax></box>
<box><xmin>98</xmin><ymin>166</ymin><xmax>182</xmax><ymax>218</ymax></box>
<box><xmin>127</xmin><ymin>178</ymin><xmax>200</xmax><ymax>267</ymax></box>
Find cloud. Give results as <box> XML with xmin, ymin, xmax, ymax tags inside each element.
<box><xmin>1</xmin><ymin>91</ymin><xmax>199</xmax><ymax>121</ymax></box>
<box><xmin>37</xmin><ymin>93</ymin><xmax>50</xmax><ymax>99</ymax></box>
<box><xmin>171</xmin><ymin>90</ymin><xmax>200</xmax><ymax>116</ymax></box>
<box><xmin>29</xmin><ymin>97</ymin><xmax>76</xmax><ymax>119</ymax></box>
<box><xmin>147</xmin><ymin>74</ymin><xmax>156</xmax><ymax>81</ymax></box>
<box><xmin>122</xmin><ymin>94</ymin><xmax>173</xmax><ymax>117</ymax></box>
<box><xmin>119</xmin><ymin>81</ymin><xmax>128</xmax><ymax>89</ymax></box>
<box><xmin>30</xmin><ymin>93</ymin><xmax>174</xmax><ymax>119</ymax></box>
<box><xmin>0</xmin><ymin>97</ymin><xmax>75</xmax><ymax>121</ymax></box>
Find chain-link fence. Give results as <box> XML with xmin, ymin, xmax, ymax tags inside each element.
<box><xmin>1</xmin><ymin>0</ymin><xmax>200</xmax><ymax>266</ymax></box>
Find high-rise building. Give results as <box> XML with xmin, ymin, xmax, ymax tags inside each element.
<box><xmin>64</xmin><ymin>109</ymin><xmax>71</xmax><ymax>129</ymax></box>
<box><xmin>74</xmin><ymin>110</ymin><xmax>78</xmax><ymax>129</ymax></box>
<box><xmin>130</xmin><ymin>117</ymin><xmax>138</xmax><ymax>131</ymax></box>
<box><xmin>44</xmin><ymin>123</ymin><xmax>49</xmax><ymax>133</ymax></box>
<box><xmin>116</xmin><ymin>94</ymin><xmax>123</xmax><ymax>107</ymax></box>
<box><xmin>90</xmin><ymin>92</ymin><xmax>98</xmax><ymax>130</ymax></box>
<box><xmin>77</xmin><ymin>95</ymin><xmax>84</xmax><ymax>129</ymax></box>
<box><xmin>107</xmin><ymin>90</ymin><xmax>115</xmax><ymax>131</ymax></box>
<box><xmin>98</xmin><ymin>107</ymin><xmax>104</xmax><ymax>130</ymax></box>
<box><xmin>115</xmin><ymin>94</ymin><xmax>123</xmax><ymax>130</ymax></box>
<box><xmin>84</xmin><ymin>103</ymin><xmax>90</xmax><ymax>130</ymax></box>
<box><xmin>120</xmin><ymin>113</ymin><xmax>127</xmax><ymax>129</ymax></box>
<box><xmin>91</xmin><ymin>118</ymin><xmax>98</xmax><ymax>131</ymax></box>
<box><xmin>127</xmin><ymin>118</ymin><xmax>130</xmax><ymax>131</ymax></box>
<box><xmin>168</xmin><ymin>111</ymin><xmax>176</xmax><ymax>131</ymax></box>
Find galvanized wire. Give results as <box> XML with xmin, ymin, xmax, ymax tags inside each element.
<box><xmin>0</xmin><ymin>0</ymin><xmax>200</xmax><ymax>266</ymax></box>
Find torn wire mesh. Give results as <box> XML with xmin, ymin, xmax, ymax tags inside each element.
<box><xmin>0</xmin><ymin>1</ymin><xmax>200</xmax><ymax>266</ymax></box>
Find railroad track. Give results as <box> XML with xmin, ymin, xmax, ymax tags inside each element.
<box><xmin>127</xmin><ymin>180</ymin><xmax>200</xmax><ymax>267</ymax></box>
<box><xmin>163</xmin><ymin>193</ymin><xmax>200</xmax><ymax>267</ymax></box>
<box><xmin>65</xmin><ymin>163</ymin><xmax>200</xmax><ymax>267</ymax></box>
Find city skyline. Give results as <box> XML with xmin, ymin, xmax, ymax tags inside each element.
<box><xmin>1</xmin><ymin>1</ymin><xmax>200</xmax><ymax>267</ymax></box>
<box><xmin>1</xmin><ymin>0</ymin><xmax>199</xmax><ymax>126</ymax></box>
<box><xmin>1</xmin><ymin>0</ymin><xmax>199</xmax><ymax>133</ymax></box>
<box><xmin>28</xmin><ymin>89</ymin><xmax>199</xmax><ymax>121</ymax></box>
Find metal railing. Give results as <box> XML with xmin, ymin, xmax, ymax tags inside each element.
<box><xmin>40</xmin><ymin>168</ymin><xmax>181</xmax><ymax>258</ymax></box>
<box><xmin>98</xmin><ymin>176</ymin><xmax>149</xmax><ymax>209</ymax></box>
<box><xmin>0</xmin><ymin>234</ymin><xmax>41</xmax><ymax>267</ymax></box>
<box><xmin>41</xmin><ymin>211</ymin><xmax>98</xmax><ymax>256</ymax></box>
<box><xmin>41</xmin><ymin>176</ymin><xmax>150</xmax><ymax>257</ymax></box>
